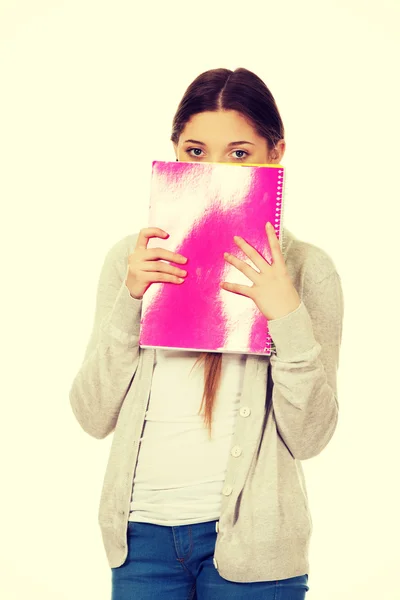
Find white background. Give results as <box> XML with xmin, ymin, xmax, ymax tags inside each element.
<box><xmin>1</xmin><ymin>1</ymin><xmax>399</xmax><ymax>598</ymax></box>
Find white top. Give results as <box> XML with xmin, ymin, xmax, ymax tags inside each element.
<box><xmin>129</xmin><ymin>348</ymin><xmax>247</xmax><ymax>525</ymax></box>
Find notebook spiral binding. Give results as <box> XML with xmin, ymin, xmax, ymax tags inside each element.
<box><xmin>265</xmin><ymin>167</ymin><xmax>285</xmax><ymax>356</ymax></box>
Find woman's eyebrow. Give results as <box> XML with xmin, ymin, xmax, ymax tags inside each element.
<box><xmin>183</xmin><ymin>139</ymin><xmax>255</xmax><ymax>146</ymax></box>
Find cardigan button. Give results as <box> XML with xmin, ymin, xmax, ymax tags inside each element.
<box><xmin>222</xmin><ymin>484</ymin><xmax>233</xmax><ymax>496</ymax></box>
<box><xmin>239</xmin><ymin>406</ymin><xmax>251</xmax><ymax>417</ymax></box>
<box><xmin>213</xmin><ymin>556</ymin><xmax>218</xmax><ymax>569</ymax></box>
<box><xmin>215</xmin><ymin>521</ymin><xmax>219</xmax><ymax>533</ymax></box>
<box><xmin>230</xmin><ymin>445</ymin><xmax>242</xmax><ymax>457</ymax></box>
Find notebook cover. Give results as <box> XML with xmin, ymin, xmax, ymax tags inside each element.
<box><xmin>139</xmin><ymin>160</ymin><xmax>285</xmax><ymax>355</ymax></box>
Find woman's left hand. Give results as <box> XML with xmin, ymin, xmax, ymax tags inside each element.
<box><xmin>220</xmin><ymin>222</ymin><xmax>301</xmax><ymax>321</ymax></box>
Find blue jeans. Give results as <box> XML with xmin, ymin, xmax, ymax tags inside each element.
<box><xmin>111</xmin><ymin>519</ymin><xmax>309</xmax><ymax>599</ymax></box>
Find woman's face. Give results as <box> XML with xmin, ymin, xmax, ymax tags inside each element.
<box><xmin>173</xmin><ymin>109</ymin><xmax>285</xmax><ymax>165</ymax></box>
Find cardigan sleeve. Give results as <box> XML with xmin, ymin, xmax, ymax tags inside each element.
<box><xmin>267</xmin><ymin>269</ymin><xmax>344</xmax><ymax>460</ymax></box>
<box><xmin>69</xmin><ymin>234</ymin><xmax>143</xmax><ymax>439</ymax></box>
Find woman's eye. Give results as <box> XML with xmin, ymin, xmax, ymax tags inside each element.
<box><xmin>185</xmin><ymin>148</ymin><xmax>248</xmax><ymax>160</ymax></box>
<box><xmin>232</xmin><ymin>150</ymin><xmax>248</xmax><ymax>160</ymax></box>
<box><xmin>186</xmin><ymin>148</ymin><xmax>203</xmax><ymax>157</ymax></box>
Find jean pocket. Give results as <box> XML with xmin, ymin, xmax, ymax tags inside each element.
<box><xmin>127</xmin><ymin>520</ymin><xmax>135</xmax><ymax>535</ymax></box>
<box><xmin>276</xmin><ymin>573</ymin><xmax>309</xmax><ymax>589</ymax></box>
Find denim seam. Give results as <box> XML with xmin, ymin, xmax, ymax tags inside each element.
<box><xmin>172</xmin><ymin>525</ymin><xmax>194</xmax><ymax>562</ymax></box>
<box><xmin>274</xmin><ymin>579</ymin><xmax>279</xmax><ymax>600</ymax></box>
<box><xmin>187</xmin><ymin>579</ymin><xmax>196</xmax><ymax>600</ymax></box>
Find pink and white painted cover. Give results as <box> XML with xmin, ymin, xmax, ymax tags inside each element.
<box><xmin>139</xmin><ymin>160</ymin><xmax>285</xmax><ymax>355</ymax></box>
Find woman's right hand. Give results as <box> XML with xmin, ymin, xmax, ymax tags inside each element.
<box><xmin>125</xmin><ymin>227</ymin><xmax>188</xmax><ymax>300</ymax></box>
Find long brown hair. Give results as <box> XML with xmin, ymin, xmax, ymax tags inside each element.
<box><xmin>170</xmin><ymin>67</ymin><xmax>285</xmax><ymax>439</ymax></box>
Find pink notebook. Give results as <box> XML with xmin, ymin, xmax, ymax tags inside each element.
<box><xmin>139</xmin><ymin>160</ymin><xmax>285</xmax><ymax>355</ymax></box>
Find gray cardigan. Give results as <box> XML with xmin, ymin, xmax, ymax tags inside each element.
<box><xmin>69</xmin><ymin>227</ymin><xmax>344</xmax><ymax>582</ymax></box>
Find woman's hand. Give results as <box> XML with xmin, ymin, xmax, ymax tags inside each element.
<box><xmin>220</xmin><ymin>222</ymin><xmax>301</xmax><ymax>320</ymax></box>
<box><xmin>126</xmin><ymin>227</ymin><xmax>188</xmax><ymax>299</ymax></box>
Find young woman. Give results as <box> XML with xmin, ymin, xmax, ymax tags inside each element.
<box><xmin>70</xmin><ymin>67</ymin><xmax>344</xmax><ymax>599</ymax></box>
